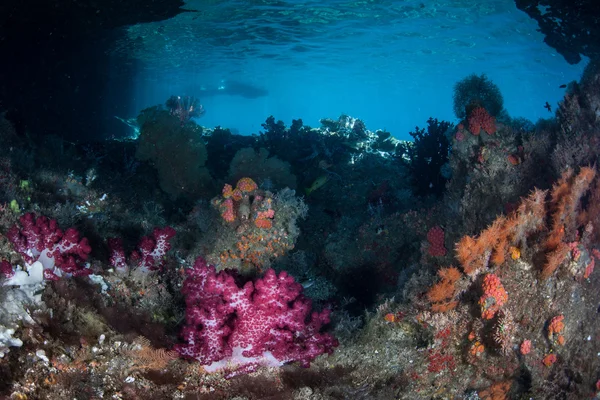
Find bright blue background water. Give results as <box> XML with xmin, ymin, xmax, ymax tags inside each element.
<box><xmin>115</xmin><ymin>0</ymin><xmax>587</xmax><ymax>140</ymax></box>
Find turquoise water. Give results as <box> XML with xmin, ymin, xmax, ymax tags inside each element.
<box><xmin>117</xmin><ymin>0</ymin><xmax>587</xmax><ymax>139</ymax></box>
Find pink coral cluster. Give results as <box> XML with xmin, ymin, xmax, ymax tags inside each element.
<box><xmin>108</xmin><ymin>226</ymin><xmax>176</xmax><ymax>272</ymax></box>
<box><xmin>520</xmin><ymin>339</ymin><xmax>532</xmax><ymax>355</ymax></box>
<box><xmin>107</xmin><ymin>238</ymin><xmax>127</xmax><ymax>270</ymax></box>
<box><xmin>0</xmin><ymin>260</ymin><xmax>14</xmax><ymax>278</ymax></box>
<box><xmin>255</xmin><ymin>208</ymin><xmax>275</xmax><ymax>229</ymax></box>
<box><xmin>468</xmin><ymin>107</ymin><xmax>496</xmax><ymax>135</ymax></box>
<box><xmin>174</xmin><ymin>257</ymin><xmax>338</xmax><ymax>377</ymax></box>
<box><xmin>6</xmin><ymin>212</ymin><xmax>92</xmax><ymax>280</ymax></box>
<box><xmin>220</xmin><ymin>198</ymin><xmax>236</xmax><ymax>223</ymax></box>
<box><xmin>426</xmin><ymin>226</ymin><xmax>447</xmax><ymax>257</ymax></box>
<box><xmin>478</xmin><ymin>273</ymin><xmax>508</xmax><ymax>319</ymax></box>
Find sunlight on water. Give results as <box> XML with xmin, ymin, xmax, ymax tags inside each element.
<box><xmin>115</xmin><ymin>0</ymin><xmax>586</xmax><ymax>138</ymax></box>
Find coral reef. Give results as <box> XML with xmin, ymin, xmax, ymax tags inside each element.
<box><xmin>0</xmin><ymin>64</ymin><xmax>600</xmax><ymax>399</ymax></box>
<box><xmin>203</xmin><ymin>178</ymin><xmax>307</xmax><ymax>272</ymax></box>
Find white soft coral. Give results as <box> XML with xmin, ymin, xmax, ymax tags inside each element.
<box><xmin>0</xmin><ymin>261</ymin><xmax>46</xmax><ymax>357</ymax></box>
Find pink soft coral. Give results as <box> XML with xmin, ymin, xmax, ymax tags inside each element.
<box><xmin>130</xmin><ymin>226</ymin><xmax>176</xmax><ymax>271</ymax></box>
<box><xmin>175</xmin><ymin>257</ymin><xmax>338</xmax><ymax>377</ymax></box>
<box><xmin>109</xmin><ymin>226</ymin><xmax>177</xmax><ymax>272</ymax></box>
<box><xmin>6</xmin><ymin>212</ymin><xmax>92</xmax><ymax>280</ymax></box>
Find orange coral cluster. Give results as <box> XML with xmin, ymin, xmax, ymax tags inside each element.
<box><xmin>455</xmin><ymin>189</ymin><xmax>547</xmax><ymax>276</ymax></box>
<box><xmin>542</xmin><ymin>353</ymin><xmax>557</xmax><ymax>367</ymax></box>
<box><xmin>507</xmin><ymin>154</ymin><xmax>521</xmax><ymax>166</ymax></box>
<box><xmin>415</xmin><ymin>167</ymin><xmax>600</xmax><ymax>394</ymax></box>
<box><xmin>519</xmin><ymin>339</ymin><xmax>531</xmax><ymax>355</ymax></box>
<box><xmin>222</xmin><ymin>183</ymin><xmax>234</xmax><ymax>198</ymax></box>
<box><xmin>478</xmin><ymin>274</ymin><xmax>508</xmax><ymax>320</ymax></box>
<box><xmin>219</xmin><ymin>231</ymin><xmax>293</xmax><ymax>270</ymax></box>
<box><xmin>509</xmin><ymin>246</ymin><xmax>520</xmax><ymax>260</ymax></box>
<box><xmin>236</xmin><ymin>177</ymin><xmax>258</xmax><ymax>193</ymax></box>
<box><xmin>222</xmin><ymin>177</ymin><xmax>258</xmax><ymax>202</ymax></box>
<box><xmin>254</xmin><ymin>208</ymin><xmax>275</xmax><ymax>229</ymax></box>
<box><xmin>547</xmin><ymin>315</ymin><xmax>566</xmax><ymax>346</ymax></box>
<box><xmin>469</xmin><ymin>341</ymin><xmax>485</xmax><ymax>357</ymax></box>
<box><xmin>254</xmin><ymin>218</ymin><xmax>272</xmax><ymax>229</ymax></box>
<box><xmin>542</xmin><ymin>167</ymin><xmax>597</xmax><ymax>279</ymax></box>
<box><xmin>478</xmin><ymin>380</ymin><xmax>512</xmax><ymax>400</ymax></box>
<box><xmin>427</xmin><ymin>266</ymin><xmax>462</xmax><ymax>312</ymax></box>
<box><xmin>455</xmin><ymin>166</ymin><xmax>600</xmax><ymax>280</ymax></box>
<box><xmin>220</xmin><ymin>198</ymin><xmax>235</xmax><ymax>222</ymax></box>
<box><xmin>547</xmin><ymin>315</ymin><xmax>564</xmax><ymax>337</ymax></box>
<box><xmin>211</xmin><ymin>176</ymin><xmax>293</xmax><ymax>271</ymax></box>
<box><xmin>219</xmin><ymin>178</ymin><xmax>277</xmax><ymax>230</ymax></box>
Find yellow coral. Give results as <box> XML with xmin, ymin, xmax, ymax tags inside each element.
<box><xmin>509</xmin><ymin>246</ymin><xmax>521</xmax><ymax>260</ymax></box>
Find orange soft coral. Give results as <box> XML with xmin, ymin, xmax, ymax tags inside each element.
<box><xmin>427</xmin><ymin>266</ymin><xmax>462</xmax><ymax>312</ymax></box>
<box><xmin>478</xmin><ymin>380</ymin><xmax>512</xmax><ymax>400</ymax></box>
<box><xmin>236</xmin><ymin>177</ymin><xmax>258</xmax><ymax>193</ymax></box>
<box><xmin>547</xmin><ymin>315</ymin><xmax>565</xmax><ymax>338</ymax></box>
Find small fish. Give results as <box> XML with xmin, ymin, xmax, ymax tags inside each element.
<box><xmin>544</xmin><ymin>102</ymin><xmax>552</xmax><ymax>112</ymax></box>
<box><xmin>305</xmin><ymin>175</ymin><xmax>328</xmax><ymax>196</ymax></box>
<box><xmin>559</xmin><ymin>84</ymin><xmax>567</xmax><ymax>88</ymax></box>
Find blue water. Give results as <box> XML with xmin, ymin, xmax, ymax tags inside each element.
<box><xmin>118</xmin><ymin>0</ymin><xmax>587</xmax><ymax>140</ymax></box>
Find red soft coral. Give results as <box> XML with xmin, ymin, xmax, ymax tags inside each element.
<box><xmin>468</xmin><ymin>107</ymin><xmax>496</xmax><ymax>135</ymax></box>
<box><xmin>427</xmin><ymin>226</ymin><xmax>447</xmax><ymax>257</ymax></box>
<box><xmin>479</xmin><ymin>273</ymin><xmax>508</xmax><ymax>319</ymax></box>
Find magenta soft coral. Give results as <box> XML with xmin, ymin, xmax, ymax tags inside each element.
<box><xmin>6</xmin><ymin>212</ymin><xmax>92</xmax><ymax>279</ymax></box>
<box><xmin>108</xmin><ymin>226</ymin><xmax>176</xmax><ymax>272</ymax></box>
<box><xmin>130</xmin><ymin>226</ymin><xmax>176</xmax><ymax>271</ymax></box>
<box><xmin>175</xmin><ymin>257</ymin><xmax>338</xmax><ymax>377</ymax></box>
